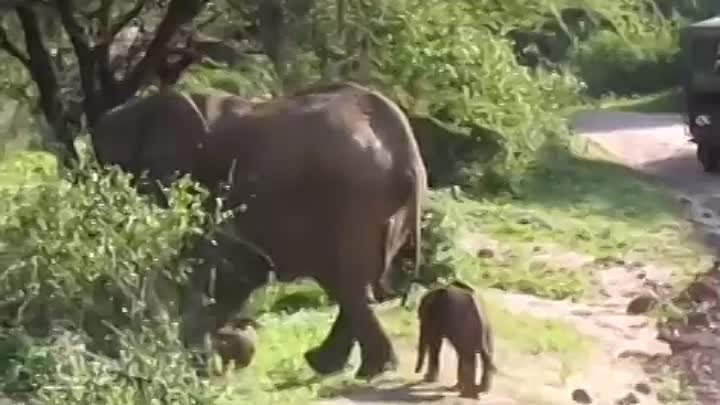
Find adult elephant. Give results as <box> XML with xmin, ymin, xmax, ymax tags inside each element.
<box><xmin>90</xmin><ymin>82</ymin><xmax>428</xmax><ymax>379</ymax></box>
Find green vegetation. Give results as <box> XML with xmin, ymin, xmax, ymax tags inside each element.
<box><xmin>599</xmin><ymin>87</ymin><xmax>683</xmax><ymax>113</ymax></box>
<box><xmin>0</xmin><ymin>0</ymin><xmax>713</xmax><ymax>404</ymax></box>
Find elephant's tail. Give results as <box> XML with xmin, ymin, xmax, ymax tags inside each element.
<box><xmin>400</xmin><ymin>167</ymin><xmax>424</xmax><ymax>307</ymax></box>
<box><xmin>358</xmin><ymin>84</ymin><xmax>427</xmax><ymax>306</ymax></box>
<box><xmin>174</xmin><ymin>90</ymin><xmax>211</xmax><ymax>135</ymax></box>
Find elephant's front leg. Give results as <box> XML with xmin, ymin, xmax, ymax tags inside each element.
<box><xmin>304</xmin><ymin>307</ymin><xmax>355</xmax><ymax>375</ymax></box>
<box><xmin>179</xmin><ymin>288</ymin><xmax>214</xmax><ymax>372</ymax></box>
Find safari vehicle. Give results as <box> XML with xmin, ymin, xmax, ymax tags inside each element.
<box><xmin>681</xmin><ymin>16</ymin><xmax>720</xmax><ymax>172</ymax></box>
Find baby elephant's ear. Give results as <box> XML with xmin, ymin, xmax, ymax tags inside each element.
<box><xmin>449</xmin><ymin>279</ymin><xmax>474</xmax><ymax>292</ymax></box>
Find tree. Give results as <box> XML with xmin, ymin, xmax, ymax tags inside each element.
<box><xmin>0</xmin><ymin>0</ymin><xmax>372</xmax><ymax>166</ymax></box>
<box><xmin>0</xmin><ymin>0</ymin><xmax>209</xmax><ymax>165</ymax></box>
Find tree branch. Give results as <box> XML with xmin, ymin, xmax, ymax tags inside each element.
<box><xmin>157</xmin><ymin>46</ymin><xmax>201</xmax><ymax>86</ymax></box>
<box><xmin>15</xmin><ymin>4</ymin><xmax>77</xmax><ymax>164</ymax></box>
<box><xmin>97</xmin><ymin>0</ymin><xmax>113</xmax><ymax>30</ymax></box>
<box><xmin>92</xmin><ymin>0</ymin><xmax>117</xmax><ymax>103</ymax></box>
<box><xmin>55</xmin><ymin>0</ymin><xmax>103</xmax><ymax>125</ymax></box>
<box><xmin>119</xmin><ymin>0</ymin><xmax>206</xmax><ymax>100</ymax></box>
<box><xmin>195</xmin><ymin>8</ymin><xmax>221</xmax><ymax>31</ymax></box>
<box><xmin>0</xmin><ymin>26</ymin><xmax>31</xmax><ymax>69</ymax></box>
<box><xmin>108</xmin><ymin>0</ymin><xmax>146</xmax><ymax>39</ymax></box>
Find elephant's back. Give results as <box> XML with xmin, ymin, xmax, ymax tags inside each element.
<box><xmin>205</xmin><ymin>89</ymin><xmax>400</xmax><ymax>191</ymax></box>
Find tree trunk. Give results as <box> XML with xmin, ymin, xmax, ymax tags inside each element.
<box><xmin>16</xmin><ymin>5</ymin><xmax>78</xmax><ymax>165</ymax></box>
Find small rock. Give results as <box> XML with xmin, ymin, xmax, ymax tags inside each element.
<box><xmin>626</xmin><ymin>293</ymin><xmax>658</xmax><ymax>315</ymax></box>
<box><xmin>678</xmin><ymin>194</ymin><xmax>693</xmax><ymax>204</ymax></box>
<box><xmin>656</xmin><ymin>391</ymin><xmax>670</xmax><ymax>402</ymax></box>
<box><xmin>517</xmin><ymin>217</ymin><xmax>531</xmax><ymax>225</ymax></box>
<box><xmin>616</xmin><ymin>392</ymin><xmax>639</xmax><ymax>405</ymax></box>
<box><xmin>571</xmin><ymin>388</ymin><xmax>593</xmax><ymax>404</ymax></box>
<box><xmin>634</xmin><ymin>382</ymin><xmax>651</xmax><ymax>395</ymax></box>
<box><xmin>687</xmin><ymin>311</ymin><xmax>711</xmax><ymax>329</ymax></box>
<box><xmin>685</xmin><ymin>280</ymin><xmax>719</xmax><ymax>304</ymax></box>
<box><xmin>594</xmin><ymin>256</ymin><xmax>625</xmax><ymax>267</ymax></box>
<box><xmin>476</xmin><ymin>248</ymin><xmax>495</xmax><ymax>258</ymax></box>
<box><xmin>635</xmin><ymin>270</ymin><xmax>647</xmax><ymax>280</ymax></box>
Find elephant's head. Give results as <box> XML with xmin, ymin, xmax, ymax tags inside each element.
<box><xmin>179</xmin><ymin>223</ymin><xmax>274</xmax><ymax>369</ymax></box>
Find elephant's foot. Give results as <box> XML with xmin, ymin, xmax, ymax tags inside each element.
<box><xmin>424</xmin><ymin>372</ymin><xmax>439</xmax><ymax>383</ymax></box>
<box><xmin>478</xmin><ymin>377</ymin><xmax>492</xmax><ymax>393</ymax></box>
<box><xmin>355</xmin><ymin>350</ymin><xmax>398</xmax><ymax>380</ymax></box>
<box><xmin>459</xmin><ymin>385</ymin><xmax>479</xmax><ymax>400</ymax></box>
<box><xmin>304</xmin><ymin>346</ymin><xmax>350</xmax><ymax>375</ymax></box>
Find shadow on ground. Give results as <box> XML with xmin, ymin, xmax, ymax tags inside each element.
<box><xmin>319</xmin><ymin>381</ymin><xmax>447</xmax><ymax>403</ymax></box>
<box><xmin>569</xmin><ymin>110</ymin><xmax>684</xmax><ymax>134</ymax></box>
<box><xmin>641</xmin><ymin>151</ymin><xmax>720</xmax><ymax>196</ymax></box>
<box><xmin>514</xmin><ymin>142</ymin><xmax>684</xmax><ymax>224</ymax></box>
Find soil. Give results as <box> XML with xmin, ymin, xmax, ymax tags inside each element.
<box><xmin>572</xmin><ymin>110</ymin><xmax>720</xmax><ymax>405</ymax></box>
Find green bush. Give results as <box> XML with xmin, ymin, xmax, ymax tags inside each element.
<box><xmin>0</xmin><ymin>164</ymin><xmax>208</xmax><ymax>336</ymax></box>
<box><xmin>569</xmin><ymin>27</ymin><xmax>680</xmax><ymax>97</ymax></box>
<box><xmin>359</xmin><ymin>0</ymin><xmax>586</xmax><ymax>189</ymax></box>
<box><xmin>0</xmin><ymin>325</ymin><xmax>225</xmax><ymax>405</ymax></box>
<box><xmin>0</xmin><ymin>155</ymin><xmax>224</xmax><ymax>403</ymax></box>
<box><xmin>180</xmin><ymin>62</ymin><xmax>278</xmax><ymax>99</ymax></box>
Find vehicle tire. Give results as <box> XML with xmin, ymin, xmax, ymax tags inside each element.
<box><xmin>697</xmin><ymin>142</ymin><xmax>720</xmax><ymax>172</ymax></box>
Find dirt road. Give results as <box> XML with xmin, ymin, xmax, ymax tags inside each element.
<box><xmin>570</xmin><ymin>110</ymin><xmax>713</xmax><ymax>194</ymax></box>
<box><xmin>571</xmin><ymin>110</ymin><xmax>720</xmax><ymax>253</ymax></box>
<box><xmin>573</xmin><ymin>110</ymin><xmax>720</xmax><ymax>405</ymax></box>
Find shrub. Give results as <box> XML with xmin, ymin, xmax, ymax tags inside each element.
<box><xmin>0</xmin><ymin>163</ymin><xmax>209</xmax><ymax>339</ymax></box>
<box><xmin>569</xmin><ymin>23</ymin><xmax>680</xmax><ymax>97</ymax></box>
<box><xmin>0</xmin><ymin>325</ymin><xmax>225</xmax><ymax>405</ymax></box>
<box><xmin>0</xmin><ymin>154</ymin><xmax>223</xmax><ymax>402</ymax></box>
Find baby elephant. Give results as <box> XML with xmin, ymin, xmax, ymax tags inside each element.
<box><xmin>211</xmin><ymin>318</ymin><xmax>259</xmax><ymax>373</ymax></box>
<box><xmin>415</xmin><ymin>280</ymin><xmax>496</xmax><ymax>399</ymax></box>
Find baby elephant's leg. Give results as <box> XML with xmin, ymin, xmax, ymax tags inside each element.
<box><xmin>424</xmin><ymin>334</ymin><xmax>442</xmax><ymax>382</ymax></box>
<box><xmin>456</xmin><ymin>349</ymin><xmax>478</xmax><ymax>399</ymax></box>
<box><xmin>478</xmin><ymin>348</ymin><xmax>494</xmax><ymax>392</ymax></box>
<box><xmin>478</xmin><ymin>324</ymin><xmax>495</xmax><ymax>393</ymax></box>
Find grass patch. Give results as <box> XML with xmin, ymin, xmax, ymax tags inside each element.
<box><xmin>221</xmin><ymin>278</ymin><xmax>594</xmax><ymax>404</ymax></box>
<box><xmin>0</xmin><ymin>150</ymin><xmax>57</xmax><ymax>189</ymax></box>
<box><xmin>423</xmin><ymin>139</ymin><xmax>710</xmax><ymax>301</ymax></box>
<box><xmin>515</xmin><ymin>141</ymin><xmax>707</xmax><ymax>270</ymax></box>
<box><xmin>599</xmin><ymin>87</ymin><xmax>683</xmax><ymax>113</ymax></box>
<box><xmin>379</xmin><ymin>287</ymin><xmax>594</xmax><ymax>390</ymax></box>
<box><xmin>222</xmin><ymin>309</ymin><xmax>340</xmax><ymax>405</ymax></box>
<box><xmin>383</xmin><ymin>290</ymin><xmax>593</xmax><ymax>361</ymax></box>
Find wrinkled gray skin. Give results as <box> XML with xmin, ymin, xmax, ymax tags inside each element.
<box><xmin>91</xmin><ymin>82</ymin><xmax>428</xmax><ymax>379</ymax></box>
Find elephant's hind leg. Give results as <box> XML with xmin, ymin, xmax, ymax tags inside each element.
<box><xmin>341</xmin><ymin>282</ymin><xmax>398</xmax><ymax>379</ymax></box>
<box><xmin>305</xmin><ymin>197</ymin><xmax>397</xmax><ymax>380</ymax></box>
<box><xmin>304</xmin><ymin>307</ymin><xmax>354</xmax><ymax>375</ymax></box>
<box><xmin>355</xmin><ymin>301</ymin><xmax>398</xmax><ymax>378</ymax></box>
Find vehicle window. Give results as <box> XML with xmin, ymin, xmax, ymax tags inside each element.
<box><xmin>691</xmin><ymin>37</ymin><xmax>720</xmax><ymax>74</ymax></box>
